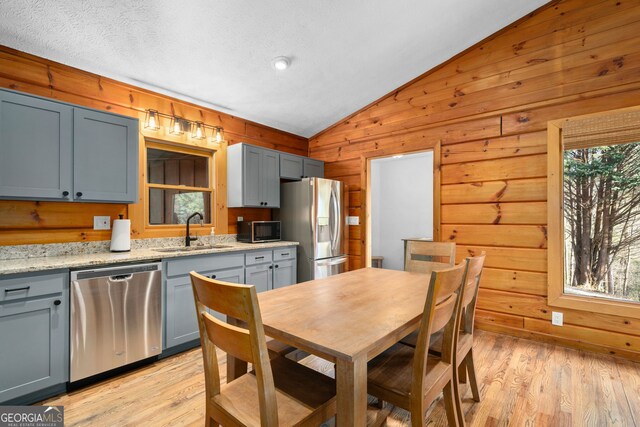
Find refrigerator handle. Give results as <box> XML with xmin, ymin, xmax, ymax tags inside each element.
<box><xmin>330</xmin><ymin>186</ymin><xmax>340</xmax><ymax>253</ymax></box>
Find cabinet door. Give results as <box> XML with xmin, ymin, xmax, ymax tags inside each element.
<box><xmin>303</xmin><ymin>158</ymin><xmax>324</xmax><ymax>178</ymax></box>
<box><xmin>0</xmin><ymin>296</ymin><xmax>67</xmax><ymax>402</ymax></box>
<box><xmin>165</xmin><ymin>275</ymin><xmax>199</xmax><ymax>348</ymax></box>
<box><xmin>280</xmin><ymin>153</ymin><xmax>303</xmax><ymax>180</ymax></box>
<box><xmin>73</xmin><ymin>108</ymin><xmax>138</xmax><ymax>203</ymax></box>
<box><xmin>245</xmin><ymin>264</ymin><xmax>272</xmax><ymax>293</ymax></box>
<box><xmin>262</xmin><ymin>150</ymin><xmax>280</xmax><ymax>207</ymax></box>
<box><xmin>203</xmin><ymin>267</ymin><xmax>244</xmax><ymax>321</ymax></box>
<box><xmin>273</xmin><ymin>259</ymin><xmax>296</xmax><ymax>289</ymax></box>
<box><xmin>0</xmin><ymin>90</ymin><xmax>73</xmax><ymax>200</ymax></box>
<box><xmin>242</xmin><ymin>145</ymin><xmax>263</xmax><ymax>207</ymax></box>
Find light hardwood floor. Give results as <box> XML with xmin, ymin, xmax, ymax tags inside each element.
<box><xmin>42</xmin><ymin>330</ymin><xmax>640</xmax><ymax>426</ymax></box>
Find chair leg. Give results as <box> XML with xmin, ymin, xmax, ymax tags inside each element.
<box><xmin>458</xmin><ymin>360</ymin><xmax>467</xmax><ymax>384</ymax></box>
<box><xmin>443</xmin><ymin>379</ymin><xmax>463</xmax><ymax>427</ymax></box>
<box><xmin>465</xmin><ymin>349</ymin><xmax>481</xmax><ymax>402</ymax></box>
<box><xmin>205</xmin><ymin>407</ymin><xmax>219</xmax><ymax>427</ymax></box>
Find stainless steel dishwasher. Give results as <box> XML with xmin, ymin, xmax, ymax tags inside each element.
<box><xmin>70</xmin><ymin>262</ymin><xmax>162</xmax><ymax>382</ymax></box>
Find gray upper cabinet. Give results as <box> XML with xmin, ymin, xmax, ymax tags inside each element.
<box><xmin>279</xmin><ymin>153</ymin><xmax>324</xmax><ymax>180</ymax></box>
<box><xmin>0</xmin><ymin>89</ymin><xmax>138</xmax><ymax>204</ymax></box>
<box><xmin>0</xmin><ymin>90</ymin><xmax>73</xmax><ymax>200</ymax></box>
<box><xmin>227</xmin><ymin>143</ymin><xmax>280</xmax><ymax>208</ymax></box>
<box><xmin>73</xmin><ymin>109</ymin><xmax>138</xmax><ymax>203</ymax></box>
<box><xmin>280</xmin><ymin>153</ymin><xmax>303</xmax><ymax>180</ymax></box>
<box><xmin>303</xmin><ymin>158</ymin><xmax>324</xmax><ymax>178</ymax></box>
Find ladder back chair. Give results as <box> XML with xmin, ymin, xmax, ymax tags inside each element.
<box><xmin>367</xmin><ymin>262</ymin><xmax>469</xmax><ymax>427</ymax></box>
<box><xmin>190</xmin><ymin>271</ymin><xmax>336</xmax><ymax>426</ymax></box>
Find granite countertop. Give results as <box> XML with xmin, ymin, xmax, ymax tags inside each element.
<box><xmin>0</xmin><ymin>240</ymin><xmax>299</xmax><ymax>276</ymax></box>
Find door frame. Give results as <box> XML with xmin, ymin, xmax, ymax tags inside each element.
<box><xmin>360</xmin><ymin>142</ymin><xmax>441</xmax><ymax>268</ymax></box>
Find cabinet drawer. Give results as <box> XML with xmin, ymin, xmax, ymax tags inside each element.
<box><xmin>0</xmin><ymin>272</ymin><xmax>65</xmax><ymax>302</ymax></box>
<box><xmin>273</xmin><ymin>247</ymin><xmax>296</xmax><ymax>261</ymax></box>
<box><xmin>165</xmin><ymin>253</ymin><xmax>244</xmax><ymax>277</ymax></box>
<box><xmin>245</xmin><ymin>251</ymin><xmax>273</xmax><ymax>266</ymax></box>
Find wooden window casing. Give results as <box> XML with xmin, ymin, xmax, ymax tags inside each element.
<box><xmin>547</xmin><ymin>107</ymin><xmax>640</xmax><ymax>319</ymax></box>
<box><xmin>144</xmin><ymin>139</ymin><xmax>216</xmax><ymax>232</ymax></box>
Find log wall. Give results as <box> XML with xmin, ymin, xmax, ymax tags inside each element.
<box><xmin>310</xmin><ymin>0</ymin><xmax>640</xmax><ymax>359</ymax></box>
<box><xmin>0</xmin><ymin>46</ymin><xmax>307</xmax><ymax>244</ymax></box>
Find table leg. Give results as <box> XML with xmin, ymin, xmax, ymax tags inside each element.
<box><xmin>335</xmin><ymin>356</ymin><xmax>367</xmax><ymax>426</ymax></box>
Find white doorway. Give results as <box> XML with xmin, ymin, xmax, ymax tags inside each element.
<box><xmin>369</xmin><ymin>151</ymin><xmax>434</xmax><ymax>270</ymax></box>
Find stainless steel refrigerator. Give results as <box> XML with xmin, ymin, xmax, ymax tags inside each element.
<box><xmin>279</xmin><ymin>177</ymin><xmax>347</xmax><ymax>282</ymax></box>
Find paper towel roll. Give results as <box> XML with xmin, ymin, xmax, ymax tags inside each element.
<box><xmin>110</xmin><ymin>217</ymin><xmax>131</xmax><ymax>252</ymax></box>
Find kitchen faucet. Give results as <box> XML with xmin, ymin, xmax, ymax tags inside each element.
<box><xmin>185</xmin><ymin>212</ymin><xmax>204</xmax><ymax>247</ymax></box>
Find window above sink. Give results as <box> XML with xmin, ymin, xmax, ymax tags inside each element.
<box><xmin>145</xmin><ymin>141</ymin><xmax>215</xmax><ymax>226</ymax></box>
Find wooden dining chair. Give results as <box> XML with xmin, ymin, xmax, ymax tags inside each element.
<box><xmin>404</xmin><ymin>240</ymin><xmax>456</xmax><ymax>275</ymax></box>
<box><xmin>190</xmin><ymin>271</ymin><xmax>336</xmax><ymax>426</ymax></box>
<box><xmin>367</xmin><ymin>262</ymin><xmax>468</xmax><ymax>427</ymax></box>
<box><xmin>399</xmin><ymin>241</ymin><xmax>456</xmax><ymax>347</ymax></box>
<box><xmin>428</xmin><ymin>253</ymin><xmax>485</xmax><ymax>424</ymax></box>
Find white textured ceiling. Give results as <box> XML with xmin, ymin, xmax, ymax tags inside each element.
<box><xmin>0</xmin><ymin>1</ymin><xmax>547</xmax><ymax>137</ymax></box>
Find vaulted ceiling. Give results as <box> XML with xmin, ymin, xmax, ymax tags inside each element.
<box><xmin>0</xmin><ymin>1</ymin><xmax>548</xmax><ymax>137</ymax></box>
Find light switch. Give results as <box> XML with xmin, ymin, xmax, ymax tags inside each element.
<box><xmin>237</xmin><ymin>216</ymin><xmax>244</xmax><ymax>222</ymax></box>
<box><xmin>347</xmin><ymin>216</ymin><xmax>359</xmax><ymax>225</ymax></box>
<box><xmin>94</xmin><ymin>216</ymin><xmax>111</xmax><ymax>230</ymax></box>
<box><xmin>551</xmin><ymin>311</ymin><xmax>563</xmax><ymax>326</ymax></box>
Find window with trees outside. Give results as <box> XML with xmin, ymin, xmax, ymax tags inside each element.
<box><xmin>548</xmin><ymin>108</ymin><xmax>640</xmax><ymax>317</ymax></box>
<box><xmin>145</xmin><ymin>141</ymin><xmax>214</xmax><ymax>226</ymax></box>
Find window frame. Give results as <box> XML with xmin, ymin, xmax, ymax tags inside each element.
<box><xmin>547</xmin><ymin>107</ymin><xmax>640</xmax><ymax>319</ymax></box>
<box><xmin>144</xmin><ymin>139</ymin><xmax>216</xmax><ymax>229</ymax></box>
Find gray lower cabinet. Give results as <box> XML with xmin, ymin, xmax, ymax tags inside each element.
<box><xmin>164</xmin><ymin>253</ymin><xmax>245</xmax><ymax>349</ymax></box>
<box><xmin>0</xmin><ymin>272</ymin><xmax>68</xmax><ymax>404</ymax></box>
<box><xmin>0</xmin><ymin>88</ymin><xmax>138</xmax><ymax>203</ymax></box>
<box><xmin>245</xmin><ymin>247</ymin><xmax>297</xmax><ymax>291</ymax></box>
<box><xmin>228</xmin><ymin>143</ymin><xmax>280</xmax><ymax>208</ymax></box>
<box><xmin>273</xmin><ymin>259</ymin><xmax>296</xmax><ymax>289</ymax></box>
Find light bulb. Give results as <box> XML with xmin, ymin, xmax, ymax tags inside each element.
<box><xmin>271</xmin><ymin>56</ymin><xmax>291</xmax><ymax>71</ymax></box>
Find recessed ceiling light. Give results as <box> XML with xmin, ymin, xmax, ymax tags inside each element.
<box><xmin>271</xmin><ymin>56</ymin><xmax>291</xmax><ymax>71</ymax></box>
<box><xmin>392</xmin><ymin>155</ymin><xmax>404</xmax><ymax>159</ymax></box>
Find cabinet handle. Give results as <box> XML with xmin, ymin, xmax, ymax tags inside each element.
<box><xmin>255</xmin><ymin>256</ymin><xmax>264</xmax><ymax>260</ymax></box>
<box><xmin>4</xmin><ymin>286</ymin><xmax>30</xmax><ymax>293</ymax></box>
<box><xmin>210</xmin><ymin>275</ymin><xmax>217</xmax><ymax>279</ymax></box>
<box><xmin>275</xmin><ymin>264</ymin><xmax>279</xmax><ymax>268</ymax></box>
<box><xmin>62</xmin><ymin>191</ymin><xmax>69</xmax><ymax>197</ymax></box>
<box><xmin>76</xmin><ymin>191</ymin><xmax>83</xmax><ymax>198</ymax></box>
<box><xmin>281</xmin><ymin>253</ymin><xmax>289</xmax><ymax>256</ymax></box>
<box><xmin>301</xmin><ymin>175</ymin><xmax>304</xmax><ymax>178</ymax></box>
<box><xmin>54</xmin><ymin>300</ymin><xmax>61</xmax><ymax>306</ymax></box>
<box><xmin>269</xmin><ymin>265</ymin><xmax>273</xmax><ymax>269</ymax></box>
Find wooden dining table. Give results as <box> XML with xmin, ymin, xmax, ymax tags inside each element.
<box><xmin>227</xmin><ymin>267</ymin><xmax>433</xmax><ymax>426</ymax></box>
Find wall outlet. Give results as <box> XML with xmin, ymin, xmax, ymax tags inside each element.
<box><xmin>237</xmin><ymin>216</ymin><xmax>243</xmax><ymax>222</ymax></box>
<box><xmin>347</xmin><ymin>216</ymin><xmax>359</xmax><ymax>225</ymax></box>
<box><xmin>93</xmin><ymin>216</ymin><xmax>111</xmax><ymax>230</ymax></box>
<box><xmin>551</xmin><ymin>311</ymin><xmax>563</xmax><ymax>326</ymax></box>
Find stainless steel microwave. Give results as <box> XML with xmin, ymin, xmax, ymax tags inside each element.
<box><xmin>237</xmin><ymin>221</ymin><xmax>281</xmax><ymax>243</ymax></box>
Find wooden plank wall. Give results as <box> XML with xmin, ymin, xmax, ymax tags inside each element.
<box><xmin>310</xmin><ymin>0</ymin><xmax>640</xmax><ymax>359</ymax></box>
<box><xmin>0</xmin><ymin>46</ymin><xmax>307</xmax><ymax>245</ymax></box>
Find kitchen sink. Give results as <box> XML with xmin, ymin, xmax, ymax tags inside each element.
<box><xmin>153</xmin><ymin>244</ymin><xmax>233</xmax><ymax>253</ymax></box>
